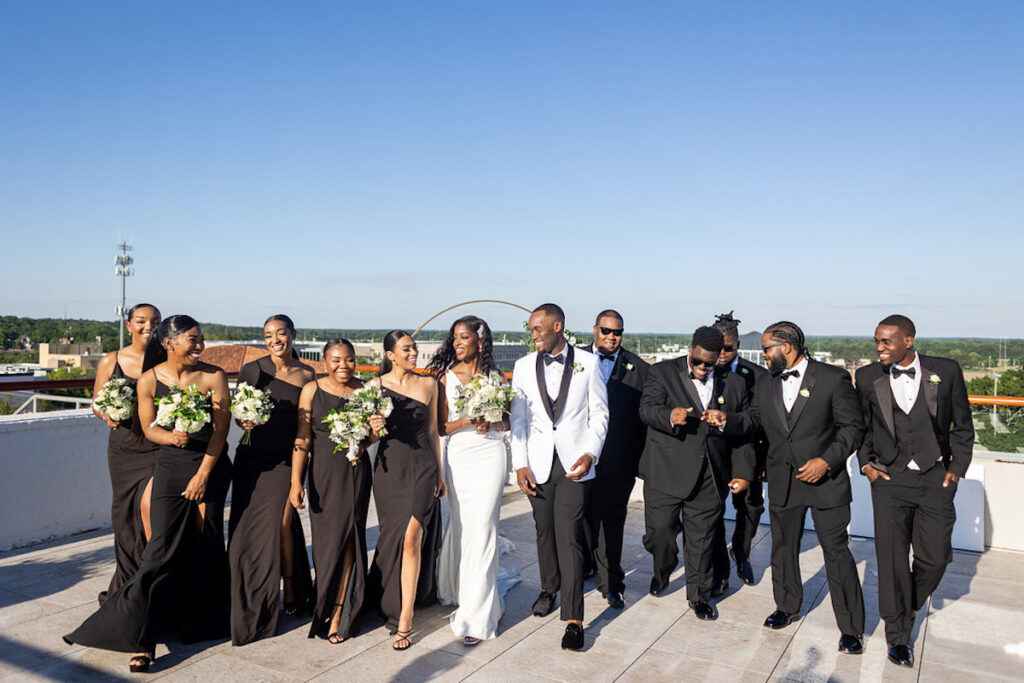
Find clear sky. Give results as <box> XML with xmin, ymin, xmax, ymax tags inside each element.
<box><xmin>2</xmin><ymin>2</ymin><xmax>1022</xmax><ymax>337</ymax></box>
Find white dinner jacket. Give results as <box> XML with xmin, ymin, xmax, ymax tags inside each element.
<box><xmin>510</xmin><ymin>347</ymin><xmax>609</xmax><ymax>484</ymax></box>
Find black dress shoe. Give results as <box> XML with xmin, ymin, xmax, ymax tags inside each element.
<box><xmin>763</xmin><ymin>610</ymin><xmax>799</xmax><ymax>629</ymax></box>
<box><xmin>649</xmin><ymin>577</ymin><xmax>668</xmax><ymax>597</ymax></box>
<box><xmin>887</xmin><ymin>644</ymin><xmax>914</xmax><ymax>667</ymax></box>
<box><xmin>561</xmin><ymin>623</ymin><xmax>585</xmax><ymax>650</ymax></box>
<box><xmin>730</xmin><ymin>549</ymin><xmax>755</xmax><ymax>585</ymax></box>
<box><xmin>582</xmin><ymin>566</ymin><xmax>597</xmax><ymax>580</ymax></box>
<box><xmin>532</xmin><ymin>591</ymin><xmax>556</xmax><ymax>617</ymax></box>
<box><xmin>838</xmin><ymin>634</ymin><xmax>864</xmax><ymax>655</ymax></box>
<box><xmin>604</xmin><ymin>591</ymin><xmax>624</xmax><ymax>609</ymax></box>
<box><xmin>689</xmin><ymin>600</ymin><xmax>718</xmax><ymax>621</ymax></box>
<box><xmin>710</xmin><ymin>578</ymin><xmax>729</xmax><ymax>598</ymax></box>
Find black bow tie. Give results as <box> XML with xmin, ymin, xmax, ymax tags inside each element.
<box><xmin>690</xmin><ymin>373</ymin><xmax>709</xmax><ymax>385</ymax></box>
<box><xmin>544</xmin><ymin>354</ymin><xmax>564</xmax><ymax>366</ymax></box>
<box><xmin>599</xmin><ymin>353</ymin><xmax>616</xmax><ymax>362</ymax></box>
<box><xmin>891</xmin><ymin>367</ymin><xmax>916</xmax><ymax>379</ymax></box>
<box><xmin>779</xmin><ymin>370</ymin><xmax>800</xmax><ymax>381</ymax></box>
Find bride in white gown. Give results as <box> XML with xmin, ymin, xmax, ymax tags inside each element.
<box><xmin>430</xmin><ymin>315</ymin><xmax>521</xmax><ymax>644</ymax></box>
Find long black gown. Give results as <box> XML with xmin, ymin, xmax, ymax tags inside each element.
<box><xmin>64</xmin><ymin>379</ymin><xmax>233</xmax><ymax>652</ymax></box>
<box><xmin>365</xmin><ymin>387</ymin><xmax>442</xmax><ymax>633</ymax></box>
<box><xmin>99</xmin><ymin>355</ymin><xmax>159</xmax><ymax>604</ymax></box>
<box><xmin>306</xmin><ymin>383</ymin><xmax>373</xmax><ymax>639</ymax></box>
<box><xmin>228</xmin><ymin>358</ymin><xmax>314</xmax><ymax>645</ymax></box>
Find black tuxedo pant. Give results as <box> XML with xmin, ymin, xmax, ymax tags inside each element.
<box><xmin>769</xmin><ymin>496</ymin><xmax>865</xmax><ymax>636</ymax></box>
<box><xmin>642</xmin><ymin>461</ymin><xmax>723</xmax><ymax>603</ymax></box>
<box><xmin>583</xmin><ymin>467</ymin><xmax>634</xmax><ymax>595</ymax></box>
<box><xmin>711</xmin><ymin>482</ymin><xmax>766</xmax><ymax>581</ymax></box>
<box><xmin>871</xmin><ymin>464</ymin><xmax>957</xmax><ymax>646</ymax></box>
<box><xmin>528</xmin><ymin>452</ymin><xmax>591</xmax><ymax>621</ymax></box>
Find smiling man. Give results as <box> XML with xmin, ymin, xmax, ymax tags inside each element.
<box><xmin>854</xmin><ymin>315</ymin><xmax>974</xmax><ymax>668</ymax></box>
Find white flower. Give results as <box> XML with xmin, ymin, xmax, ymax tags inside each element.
<box><xmin>572</xmin><ymin>362</ymin><xmax>583</xmax><ymax>374</ymax></box>
<box><xmin>625</xmin><ymin>362</ymin><xmax>634</xmax><ymax>371</ymax></box>
<box><xmin>740</xmin><ymin>367</ymin><xmax>749</xmax><ymax>375</ymax></box>
<box><xmin>453</xmin><ymin>372</ymin><xmax>516</xmax><ymax>423</ymax></box>
<box><xmin>717</xmin><ymin>396</ymin><xmax>725</xmax><ymax>405</ymax></box>
<box><xmin>799</xmin><ymin>388</ymin><xmax>811</xmax><ymax>398</ymax></box>
<box><xmin>928</xmin><ymin>374</ymin><xmax>941</xmax><ymax>384</ymax></box>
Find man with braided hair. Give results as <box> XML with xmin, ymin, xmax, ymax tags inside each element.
<box><xmin>705</xmin><ymin>321</ymin><xmax>866</xmax><ymax>654</ymax></box>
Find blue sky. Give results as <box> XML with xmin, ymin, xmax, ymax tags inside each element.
<box><xmin>2</xmin><ymin>2</ymin><xmax>1022</xmax><ymax>337</ymax></box>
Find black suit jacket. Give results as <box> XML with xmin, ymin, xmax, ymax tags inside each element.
<box><xmin>581</xmin><ymin>346</ymin><xmax>650</xmax><ymax>479</ymax></box>
<box><xmin>854</xmin><ymin>354</ymin><xmax>975</xmax><ymax>478</ymax></box>
<box><xmin>727</xmin><ymin>357</ymin><xmax>770</xmax><ymax>471</ymax></box>
<box><xmin>638</xmin><ymin>356</ymin><xmax>755</xmax><ymax>499</ymax></box>
<box><xmin>725</xmin><ymin>357</ymin><xmax>863</xmax><ymax>508</ymax></box>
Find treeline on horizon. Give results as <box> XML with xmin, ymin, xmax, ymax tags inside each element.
<box><xmin>1</xmin><ymin>316</ymin><xmax>1022</xmax><ymax>370</ymax></box>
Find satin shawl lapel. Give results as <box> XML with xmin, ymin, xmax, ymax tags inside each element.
<box><xmin>678</xmin><ymin>356</ymin><xmax>706</xmax><ymax>412</ymax></box>
<box><xmin>873</xmin><ymin>371</ymin><xmax>896</xmax><ymax>438</ymax></box>
<box><xmin>772</xmin><ymin>376</ymin><xmax>788</xmax><ymax>432</ymax></box>
<box><xmin>919</xmin><ymin>355</ymin><xmax>939</xmax><ymax>423</ymax></box>
<box><xmin>786</xmin><ymin>361</ymin><xmax>816</xmax><ymax>433</ymax></box>
<box><xmin>535</xmin><ymin>353</ymin><xmax>556</xmax><ymax>422</ymax></box>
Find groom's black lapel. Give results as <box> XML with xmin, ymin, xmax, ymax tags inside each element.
<box><xmin>535</xmin><ymin>345</ymin><xmax>574</xmax><ymax>424</ymax></box>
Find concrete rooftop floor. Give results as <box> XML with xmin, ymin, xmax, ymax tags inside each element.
<box><xmin>2</xmin><ymin>491</ymin><xmax>1023</xmax><ymax>682</ymax></box>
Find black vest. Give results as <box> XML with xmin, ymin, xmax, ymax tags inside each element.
<box><xmin>891</xmin><ymin>387</ymin><xmax>942</xmax><ymax>472</ymax></box>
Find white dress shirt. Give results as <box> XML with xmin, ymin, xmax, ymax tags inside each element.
<box><xmin>781</xmin><ymin>356</ymin><xmax>809</xmax><ymax>412</ymax></box>
<box><xmin>593</xmin><ymin>345</ymin><xmax>619</xmax><ymax>384</ymax></box>
<box><xmin>890</xmin><ymin>353</ymin><xmax>936</xmax><ymax>470</ymax></box>
<box><xmin>688</xmin><ymin>363</ymin><xmax>715</xmax><ymax>410</ymax></box>
<box><xmin>542</xmin><ymin>344</ymin><xmax>569</xmax><ymax>400</ymax></box>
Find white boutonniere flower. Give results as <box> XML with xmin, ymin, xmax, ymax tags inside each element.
<box><xmin>625</xmin><ymin>362</ymin><xmax>634</xmax><ymax>371</ymax></box>
<box><xmin>740</xmin><ymin>367</ymin><xmax>749</xmax><ymax>374</ymax></box>
<box><xmin>717</xmin><ymin>396</ymin><xmax>725</xmax><ymax>405</ymax></box>
<box><xmin>927</xmin><ymin>374</ymin><xmax>941</xmax><ymax>385</ymax></box>
<box><xmin>799</xmin><ymin>388</ymin><xmax>811</xmax><ymax>398</ymax></box>
<box><xmin>572</xmin><ymin>362</ymin><xmax>583</xmax><ymax>374</ymax></box>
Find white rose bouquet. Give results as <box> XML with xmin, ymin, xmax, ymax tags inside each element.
<box><xmin>151</xmin><ymin>383</ymin><xmax>211</xmax><ymax>439</ymax></box>
<box><xmin>231</xmin><ymin>382</ymin><xmax>274</xmax><ymax>445</ymax></box>
<box><xmin>322</xmin><ymin>384</ymin><xmax>394</xmax><ymax>464</ymax></box>
<box><xmin>453</xmin><ymin>371</ymin><xmax>516</xmax><ymax>424</ymax></box>
<box><xmin>93</xmin><ymin>377</ymin><xmax>136</xmax><ymax>423</ymax></box>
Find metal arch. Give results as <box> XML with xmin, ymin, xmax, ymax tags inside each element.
<box><xmin>412</xmin><ymin>299</ymin><xmax>532</xmax><ymax>337</ymax></box>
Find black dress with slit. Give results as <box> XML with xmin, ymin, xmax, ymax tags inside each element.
<box><xmin>306</xmin><ymin>383</ymin><xmax>372</xmax><ymax>639</ymax></box>
<box><xmin>99</xmin><ymin>355</ymin><xmax>159</xmax><ymax>604</ymax></box>
<box><xmin>64</xmin><ymin>378</ymin><xmax>233</xmax><ymax>652</ymax></box>
<box><xmin>365</xmin><ymin>387</ymin><xmax>442</xmax><ymax>633</ymax></box>
<box><xmin>228</xmin><ymin>358</ymin><xmax>314</xmax><ymax>645</ymax></box>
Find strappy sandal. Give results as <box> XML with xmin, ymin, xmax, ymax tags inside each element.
<box><xmin>128</xmin><ymin>653</ymin><xmax>153</xmax><ymax>673</ymax></box>
<box><xmin>282</xmin><ymin>575</ymin><xmax>297</xmax><ymax>615</ymax></box>
<box><xmin>393</xmin><ymin>629</ymin><xmax>413</xmax><ymax>651</ymax></box>
<box><xmin>327</xmin><ymin>603</ymin><xmax>345</xmax><ymax>643</ymax></box>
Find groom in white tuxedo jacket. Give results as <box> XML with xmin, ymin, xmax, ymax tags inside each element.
<box><xmin>511</xmin><ymin>303</ymin><xmax>609</xmax><ymax>651</ymax></box>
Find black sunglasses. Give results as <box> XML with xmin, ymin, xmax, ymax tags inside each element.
<box><xmin>689</xmin><ymin>357</ymin><xmax>716</xmax><ymax>369</ymax></box>
<box><xmin>599</xmin><ymin>327</ymin><xmax>624</xmax><ymax>336</ymax></box>
<box><xmin>721</xmin><ymin>345</ymin><xmax>736</xmax><ymax>352</ymax></box>
<box><xmin>762</xmin><ymin>342</ymin><xmax>786</xmax><ymax>353</ymax></box>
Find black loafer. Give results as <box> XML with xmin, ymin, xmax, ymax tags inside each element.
<box><xmin>649</xmin><ymin>577</ymin><xmax>668</xmax><ymax>597</ymax></box>
<box><xmin>838</xmin><ymin>634</ymin><xmax>864</xmax><ymax>655</ymax></box>
<box><xmin>561</xmin><ymin>623</ymin><xmax>584</xmax><ymax>651</ymax></box>
<box><xmin>888</xmin><ymin>644</ymin><xmax>913</xmax><ymax>667</ymax></box>
<box><xmin>763</xmin><ymin>610</ymin><xmax>799</xmax><ymax>629</ymax></box>
<box><xmin>689</xmin><ymin>600</ymin><xmax>718</xmax><ymax>621</ymax></box>
<box><xmin>604</xmin><ymin>591</ymin><xmax>624</xmax><ymax>609</ymax></box>
<box><xmin>710</xmin><ymin>578</ymin><xmax>728</xmax><ymax>598</ymax></box>
<box><xmin>532</xmin><ymin>591</ymin><xmax>556</xmax><ymax>617</ymax></box>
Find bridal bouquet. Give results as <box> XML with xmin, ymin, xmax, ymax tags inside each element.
<box><xmin>453</xmin><ymin>371</ymin><xmax>516</xmax><ymax>423</ymax></box>
<box><xmin>152</xmin><ymin>383</ymin><xmax>211</xmax><ymax>437</ymax></box>
<box><xmin>93</xmin><ymin>377</ymin><xmax>136</xmax><ymax>422</ymax></box>
<box><xmin>322</xmin><ymin>384</ymin><xmax>394</xmax><ymax>464</ymax></box>
<box><xmin>231</xmin><ymin>382</ymin><xmax>274</xmax><ymax>445</ymax></box>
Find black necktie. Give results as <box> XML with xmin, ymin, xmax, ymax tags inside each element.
<box><xmin>599</xmin><ymin>353</ymin><xmax>615</xmax><ymax>362</ymax></box>
<box><xmin>779</xmin><ymin>369</ymin><xmax>800</xmax><ymax>381</ymax></box>
<box><xmin>544</xmin><ymin>354</ymin><xmax>564</xmax><ymax>366</ymax></box>
<box><xmin>891</xmin><ymin>367</ymin><xmax>916</xmax><ymax>379</ymax></box>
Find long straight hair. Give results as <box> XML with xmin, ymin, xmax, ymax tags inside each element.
<box><xmin>379</xmin><ymin>330</ymin><xmax>411</xmax><ymax>376</ymax></box>
<box><xmin>142</xmin><ymin>315</ymin><xmax>201</xmax><ymax>373</ymax></box>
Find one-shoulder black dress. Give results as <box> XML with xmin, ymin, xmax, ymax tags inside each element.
<box><xmin>306</xmin><ymin>383</ymin><xmax>373</xmax><ymax>639</ymax></box>
<box><xmin>100</xmin><ymin>355</ymin><xmax>159</xmax><ymax>604</ymax></box>
<box><xmin>228</xmin><ymin>358</ymin><xmax>314</xmax><ymax>645</ymax></box>
<box><xmin>365</xmin><ymin>387</ymin><xmax>442</xmax><ymax>633</ymax></box>
<box><xmin>64</xmin><ymin>379</ymin><xmax>233</xmax><ymax>652</ymax></box>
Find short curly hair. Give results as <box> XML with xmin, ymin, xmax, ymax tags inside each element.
<box><xmin>691</xmin><ymin>325</ymin><xmax>724</xmax><ymax>354</ymax></box>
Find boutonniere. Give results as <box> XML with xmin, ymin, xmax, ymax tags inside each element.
<box><xmin>625</xmin><ymin>362</ymin><xmax>634</xmax><ymax>371</ymax></box>
<box><xmin>717</xmin><ymin>396</ymin><xmax>725</xmax><ymax>405</ymax></box>
<box><xmin>572</xmin><ymin>362</ymin><xmax>583</xmax><ymax>374</ymax></box>
<box><xmin>799</xmin><ymin>388</ymin><xmax>811</xmax><ymax>398</ymax></box>
<box><xmin>740</xmin><ymin>367</ymin><xmax>749</xmax><ymax>374</ymax></box>
<box><xmin>927</xmin><ymin>374</ymin><xmax>941</xmax><ymax>385</ymax></box>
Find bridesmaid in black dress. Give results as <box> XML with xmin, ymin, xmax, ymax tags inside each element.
<box><xmin>90</xmin><ymin>303</ymin><xmax>161</xmax><ymax>603</ymax></box>
<box><xmin>228</xmin><ymin>314</ymin><xmax>315</xmax><ymax>645</ymax></box>
<box><xmin>365</xmin><ymin>330</ymin><xmax>445</xmax><ymax>651</ymax></box>
<box><xmin>291</xmin><ymin>339</ymin><xmax>378</xmax><ymax>643</ymax></box>
<box><xmin>64</xmin><ymin>315</ymin><xmax>233</xmax><ymax>673</ymax></box>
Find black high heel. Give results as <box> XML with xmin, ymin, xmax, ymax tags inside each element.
<box><xmin>327</xmin><ymin>603</ymin><xmax>345</xmax><ymax>643</ymax></box>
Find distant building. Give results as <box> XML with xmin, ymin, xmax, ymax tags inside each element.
<box><xmin>38</xmin><ymin>343</ymin><xmax>104</xmax><ymax>370</ymax></box>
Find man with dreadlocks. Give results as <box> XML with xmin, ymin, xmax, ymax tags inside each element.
<box><xmin>708</xmin><ymin>312</ymin><xmax>768</xmax><ymax>591</ymax></box>
<box><xmin>705</xmin><ymin>321</ymin><xmax>866</xmax><ymax>655</ymax></box>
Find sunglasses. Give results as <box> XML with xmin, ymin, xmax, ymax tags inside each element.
<box><xmin>689</xmin><ymin>357</ymin><xmax>716</xmax><ymax>369</ymax></box>
<box><xmin>722</xmin><ymin>345</ymin><xmax>736</xmax><ymax>352</ymax></box>
<box><xmin>599</xmin><ymin>327</ymin><xmax>624</xmax><ymax>336</ymax></box>
<box><xmin>762</xmin><ymin>342</ymin><xmax>786</xmax><ymax>353</ymax></box>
